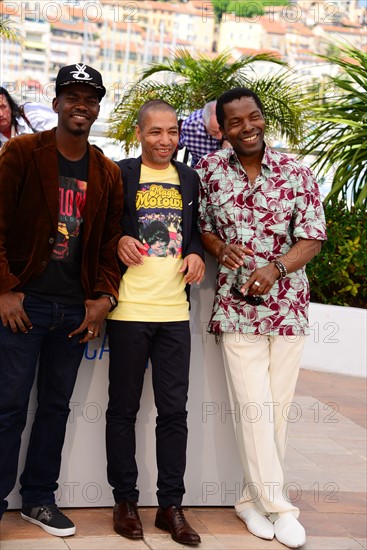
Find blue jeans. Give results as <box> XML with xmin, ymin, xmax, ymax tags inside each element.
<box><xmin>0</xmin><ymin>294</ymin><xmax>86</xmax><ymax>517</ymax></box>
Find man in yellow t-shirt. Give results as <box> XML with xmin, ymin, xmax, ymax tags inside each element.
<box><xmin>106</xmin><ymin>100</ymin><xmax>205</xmax><ymax>546</ymax></box>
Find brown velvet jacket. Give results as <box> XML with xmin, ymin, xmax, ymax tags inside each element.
<box><xmin>0</xmin><ymin>129</ymin><xmax>123</xmax><ymax>301</ymax></box>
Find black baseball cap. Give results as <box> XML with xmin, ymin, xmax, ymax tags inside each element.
<box><xmin>55</xmin><ymin>63</ymin><xmax>106</xmax><ymax>101</ymax></box>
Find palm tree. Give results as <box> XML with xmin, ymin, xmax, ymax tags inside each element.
<box><xmin>301</xmin><ymin>44</ymin><xmax>367</xmax><ymax>208</ymax></box>
<box><xmin>0</xmin><ymin>15</ymin><xmax>21</xmax><ymax>44</ymax></box>
<box><xmin>108</xmin><ymin>49</ymin><xmax>307</xmax><ymax>154</ymax></box>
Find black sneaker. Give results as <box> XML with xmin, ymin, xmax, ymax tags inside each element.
<box><xmin>21</xmin><ymin>504</ymin><xmax>75</xmax><ymax>537</ymax></box>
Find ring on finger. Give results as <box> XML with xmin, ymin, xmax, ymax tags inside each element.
<box><xmin>88</xmin><ymin>330</ymin><xmax>94</xmax><ymax>335</ymax></box>
<box><xmin>222</xmin><ymin>254</ymin><xmax>227</xmax><ymax>262</ymax></box>
<box><xmin>253</xmin><ymin>281</ymin><xmax>261</xmax><ymax>287</ymax></box>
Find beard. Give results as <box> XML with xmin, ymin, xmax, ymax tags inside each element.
<box><xmin>70</xmin><ymin>127</ymin><xmax>88</xmax><ymax>136</ymax></box>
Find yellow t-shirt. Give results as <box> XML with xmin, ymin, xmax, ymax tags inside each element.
<box><xmin>108</xmin><ymin>164</ymin><xmax>189</xmax><ymax>322</ymax></box>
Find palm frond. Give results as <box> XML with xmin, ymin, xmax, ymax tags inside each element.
<box><xmin>108</xmin><ymin>48</ymin><xmax>305</xmax><ymax>153</ymax></box>
<box><xmin>0</xmin><ymin>17</ymin><xmax>22</xmax><ymax>45</ymax></box>
<box><xmin>301</xmin><ymin>43</ymin><xmax>367</xmax><ymax>207</ymax></box>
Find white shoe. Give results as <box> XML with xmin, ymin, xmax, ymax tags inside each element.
<box><xmin>274</xmin><ymin>513</ymin><xmax>306</xmax><ymax>548</ymax></box>
<box><xmin>236</xmin><ymin>508</ymin><xmax>274</xmax><ymax>540</ymax></box>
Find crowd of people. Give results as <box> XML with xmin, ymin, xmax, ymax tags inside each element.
<box><xmin>0</xmin><ymin>63</ymin><xmax>326</xmax><ymax>549</ymax></box>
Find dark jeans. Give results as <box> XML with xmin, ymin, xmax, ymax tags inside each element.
<box><xmin>0</xmin><ymin>295</ymin><xmax>85</xmax><ymax>517</ymax></box>
<box><xmin>106</xmin><ymin>320</ymin><xmax>190</xmax><ymax>508</ymax></box>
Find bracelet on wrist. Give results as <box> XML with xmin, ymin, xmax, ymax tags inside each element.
<box><xmin>273</xmin><ymin>260</ymin><xmax>288</xmax><ymax>279</ymax></box>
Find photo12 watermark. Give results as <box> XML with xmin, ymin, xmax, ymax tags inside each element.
<box><xmin>1</xmin><ymin>2</ymin><xmax>140</xmax><ymax>24</ymax></box>
<box><xmin>201</xmin><ymin>400</ymin><xmax>340</xmax><ymax>424</ymax></box>
<box><xmin>201</xmin><ymin>479</ymin><xmax>340</xmax><ymax>504</ymax></box>
<box><xmin>201</xmin><ymin>1</ymin><xmax>341</xmax><ymax>25</ymax></box>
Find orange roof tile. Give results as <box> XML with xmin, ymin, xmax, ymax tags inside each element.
<box><xmin>100</xmin><ymin>40</ymin><xmax>139</xmax><ymax>53</ymax></box>
<box><xmin>233</xmin><ymin>46</ymin><xmax>282</xmax><ymax>59</ymax></box>
<box><xmin>319</xmin><ymin>24</ymin><xmax>366</xmax><ymax>34</ymax></box>
<box><xmin>137</xmin><ymin>1</ymin><xmax>206</xmax><ymax>16</ymax></box>
<box><xmin>52</xmin><ymin>20</ymin><xmax>85</xmax><ymax>32</ymax></box>
<box><xmin>286</xmin><ymin>23</ymin><xmax>314</xmax><ymax>36</ymax></box>
<box><xmin>259</xmin><ymin>17</ymin><xmax>286</xmax><ymax>34</ymax></box>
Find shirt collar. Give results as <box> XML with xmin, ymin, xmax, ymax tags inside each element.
<box><xmin>228</xmin><ymin>143</ymin><xmax>272</xmax><ymax>172</ymax></box>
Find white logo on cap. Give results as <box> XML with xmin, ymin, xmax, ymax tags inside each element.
<box><xmin>70</xmin><ymin>63</ymin><xmax>93</xmax><ymax>82</ymax></box>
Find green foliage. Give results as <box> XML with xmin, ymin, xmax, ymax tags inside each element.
<box><xmin>0</xmin><ymin>16</ymin><xmax>22</xmax><ymax>44</ymax></box>
<box><xmin>307</xmin><ymin>202</ymin><xmax>367</xmax><ymax>309</ymax></box>
<box><xmin>108</xmin><ymin>49</ymin><xmax>307</xmax><ymax>153</ymax></box>
<box><xmin>302</xmin><ymin>44</ymin><xmax>367</xmax><ymax>208</ymax></box>
<box><xmin>211</xmin><ymin>0</ymin><xmax>289</xmax><ymax>22</ymax></box>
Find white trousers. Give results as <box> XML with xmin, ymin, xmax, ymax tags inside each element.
<box><xmin>221</xmin><ymin>332</ymin><xmax>305</xmax><ymax>520</ymax></box>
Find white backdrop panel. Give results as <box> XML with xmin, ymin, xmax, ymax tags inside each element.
<box><xmin>7</xmin><ymin>256</ymin><xmax>364</xmax><ymax>509</ymax></box>
<box><xmin>7</xmin><ymin>256</ymin><xmax>244</xmax><ymax>508</ymax></box>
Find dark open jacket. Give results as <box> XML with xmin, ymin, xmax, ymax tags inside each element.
<box><xmin>0</xmin><ymin>129</ymin><xmax>123</xmax><ymax>301</ymax></box>
<box><xmin>116</xmin><ymin>156</ymin><xmax>204</xmax><ymax>302</ymax></box>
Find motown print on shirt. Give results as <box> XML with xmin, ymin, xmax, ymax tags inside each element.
<box><xmin>136</xmin><ymin>181</ymin><xmax>183</xmax><ymax>259</ymax></box>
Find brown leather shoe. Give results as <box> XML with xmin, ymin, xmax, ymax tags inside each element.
<box><xmin>113</xmin><ymin>501</ymin><xmax>143</xmax><ymax>539</ymax></box>
<box><xmin>155</xmin><ymin>506</ymin><xmax>201</xmax><ymax>545</ymax></box>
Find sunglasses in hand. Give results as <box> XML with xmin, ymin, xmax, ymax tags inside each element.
<box><xmin>230</xmin><ymin>283</ymin><xmax>264</xmax><ymax>305</ymax></box>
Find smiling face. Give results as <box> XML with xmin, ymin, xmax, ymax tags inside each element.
<box><xmin>136</xmin><ymin>108</ymin><xmax>179</xmax><ymax>169</ymax></box>
<box><xmin>220</xmin><ymin>96</ymin><xmax>265</xmax><ymax>163</ymax></box>
<box><xmin>52</xmin><ymin>84</ymin><xmax>100</xmax><ymax>136</ymax></box>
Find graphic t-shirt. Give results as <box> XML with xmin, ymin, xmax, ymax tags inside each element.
<box><xmin>24</xmin><ymin>152</ymin><xmax>88</xmax><ymax>304</ymax></box>
<box><xmin>109</xmin><ymin>164</ymin><xmax>189</xmax><ymax>322</ymax></box>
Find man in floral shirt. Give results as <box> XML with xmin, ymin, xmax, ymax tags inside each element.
<box><xmin>196</xmin><ymin>87</ymin><xmax>326</xmax><ymax>549</ymax></box>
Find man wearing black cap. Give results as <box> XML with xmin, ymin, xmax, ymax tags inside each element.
<box><xmin>0</xmin><ymin>64</ymin><xmax>123</xmax><ymax>537</ymax></box>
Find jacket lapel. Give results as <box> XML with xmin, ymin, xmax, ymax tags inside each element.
<box><xmin>34</xmin><ymin>130</ymin><xmax>59</xmax><ymax>234</ymax></box>
<box><xmin>125</xmin><ymin>157</ymin><xmax>142</xmax><ymax>237</ymax></box>
<box><xmin>82</xmin><ymin>144</ymin><xmax>107</xmax><ymax>244</ymax></box>
<box><xmin>174</xmin><ymin>161</ymin><xmax>191</xmax><ymax>250</ymax></box>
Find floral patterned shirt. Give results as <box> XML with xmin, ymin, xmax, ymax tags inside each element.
<box><xmin>196</xmin><ymin>146</ymin><xmax>327</xmax><ymax>336</ymax></box>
